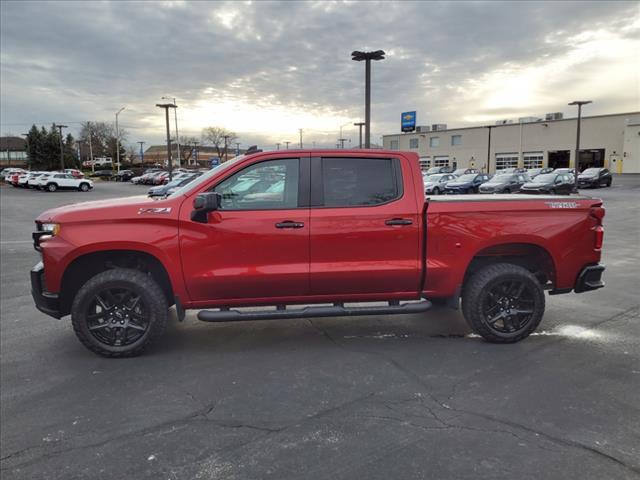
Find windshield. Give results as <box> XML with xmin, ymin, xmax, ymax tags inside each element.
<box><xmin>581</xmin><ymin>168</ymin><xmax>599</xmax><ymax>176</ymax></box>
<box><xmin>168</xmin><ymin>155</ymin><xmax>247</xmax><ymax>198</ymax></box>
<box><xmin>533</xmin><ymin>173</ymin><xmax>556</xmax><ymax>183</ymax></box>
<box><xmin>456</xmin><ymin>174</ymin><xmax>477</xmax><ymax>182</ymax></box>
<box><xmin>488</xmin><ymin>174</ymin><xmax>512</xmax><ymax>182</ymax></box>
<box><xmin>425</xmin><ymin>174</ymin><xmax>446</xmax><ymax>182</ymax></box>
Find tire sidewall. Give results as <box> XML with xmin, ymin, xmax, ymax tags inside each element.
<box><xmin>80</xmin><ymin>183</ymin><xmax>89</xmax><ymax>191</ymax></box>
<box><xmin>48</xmin><ymin>183</ymin><xmax>57</xmax><ymax>192</ymax></box>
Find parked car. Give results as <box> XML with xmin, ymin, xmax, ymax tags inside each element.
<box><xmin>553</xmin><ymin>168</ymin><xmax>576</xmax><ymax>178</ymax></box>
<box><xmin>444</xmin><ymin>173</ymin><xmax>492</xmax><ymax>194</ymax></box>
<box><xmin>152</xmin><ymin>171</ymin><xmax>170</xmax><ymax>185</ymax></box>
<box><xmin>36</xmin><ymin>173</ymin><xmax>54</xmax><ymax>190</ymax></box>
<box><xmin>27</xmin><ymin>172</ymin><xmax>48</xmax><ymax>189</ymax></box>
<box><xmin>43</xmin><ymin>173</ymin><xmax>94</xmax><ymax>192</ymax></box>
<box><xmin>425</xmin><ymin>166</ymin><xmax>453</xmax><ymax>175</ymax></box>
<box><xmin>114</xmin><ymin>170</ymin><xmax>136</xmax><ymax>182</ymax></box>
<box><xmin>577</xmin><ymin>168</ymin><xmax>612</xmax><ymax>188</ymax></box>
<box><xmin>520</xmin><ymin>172</ymin><xmax>575</xmax><ymax>195</ymax></box>
<box><xmin>1</xmin><ymin>168</ymin><xmax>26</xmax><ymax>181</ymax></box>
<box><xmin>17</xmin><ymin>172</ymin><xmax>32</xmax><ymax>187</ymax></box>
<box><xmin>30</xmin><ymin>149</ymin><xmax>606</xmax><ymax>357</ymax></box>
<box><xmin>526</xmin><ymin>167</ymin><xmax>554</xmax><ymax>179</ymax></box>
<box><xmin>452</xmin><ymin>168</ymin><xmax>479</xmax><ymax>177</ymax></box>
<box><xmin>148</xmin><ymin>174</ymin><xmax>200</xmax><ymax>197</ymax></box>
<box><xmin>64</xmin><ymin>169</ymin><xmax>84</xmax><ymax>178</ymax></box>
<box><xmin>424</xmin><ymin>173</ymin><xmax>456</xmax><ymax>195</ymax></box>
<box><xmin>497</xmin><ymin>167</ymin><xmax>528</xmax><ymax>174</ymax></box>
<box><xmin>478</xmin><ymin>173</ymin><xmax>529</xmax><ymax>193</ymax></box>
<box><xmin>90</xmin><ymin>170</ymin><xmax>114</xmax><ymax>179</ymax></box>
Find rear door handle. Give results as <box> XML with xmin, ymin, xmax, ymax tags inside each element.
<box><xmin>275</xmin><ymin>221</ymin><xmax>305</xmax><ymax>229</ymax></box>
<box><xmin>385</xmin><ymin>218</ymin><xmax>413</xmax><ymax>226</ymax></box>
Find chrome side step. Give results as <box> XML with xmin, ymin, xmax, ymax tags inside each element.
<box><xmin>197</xmin><ymin>300</ymin><xmax>432</xmax><ymax>323</ymax></box>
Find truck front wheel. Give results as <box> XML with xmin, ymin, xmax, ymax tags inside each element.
<box><xmin>462</xmin><ymin>263</ymin><xmax>545</xmax><ymax>343</ymax></box>
<box><xmin>71</xmin><ymin>268</ymin><xmax>168</xmax><ymax>357</ymax></box>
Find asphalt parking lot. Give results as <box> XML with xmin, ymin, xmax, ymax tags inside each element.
<box><xmin>1</xmin><ymin>177</ymin><xmax>639</xmax><ymax>479</ymax></box>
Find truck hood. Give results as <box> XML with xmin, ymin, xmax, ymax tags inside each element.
<box><xmin>36</xmin><ymin>195</ymin><xmax>172</xmax><ymax>223</ymax></box>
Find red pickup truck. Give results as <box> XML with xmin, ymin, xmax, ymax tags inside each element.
<box><xmin>31</xmin><ymin>149</ymin><xmax>605</xmax><ymax>357</ymax></box>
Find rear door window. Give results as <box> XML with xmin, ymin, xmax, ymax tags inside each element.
<box><xmin>319</xmin><ymin>158</ymin><xmax>401</xmax><ymax>207</ymax></box>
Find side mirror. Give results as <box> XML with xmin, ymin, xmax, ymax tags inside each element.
<box><xmin>191</xmin><ymin>192</ymin><xmax>221</xmax><ymax>223</ymax></box>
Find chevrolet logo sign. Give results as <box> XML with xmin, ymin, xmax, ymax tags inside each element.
<box><xmin>403</xmin><ymin>114</ymin><xmax>414</xmax><ymax>120</ymax></box>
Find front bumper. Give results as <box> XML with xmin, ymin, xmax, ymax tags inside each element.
<box><xmin>30</xmin><ymin>262</ymin><xmax>62</xmax><ymax>318</ymax></box>
<box><xmin>574</xmin><ymin>264</ymin><xmax>605</xmax><ymax>293</ymax></box>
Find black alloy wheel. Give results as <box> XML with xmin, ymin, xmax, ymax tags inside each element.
<box><xmin>462</xmin><ymin>263</ymin><xmax>545</xmax><ymax>343</ymax></box>
<box><xmin>71</xmin><ymin>268</ymin><xmax>168</xmax><ymax>357</ymax></box>
<box><xmin>481</xmin><ymin>280</ymin><xmax>535</xmax><ymax>335</ymax></box>
<box><xmin>85</xmin><ymin>287</ymin><xmax>149</xmax><ymax>347</ymax></box>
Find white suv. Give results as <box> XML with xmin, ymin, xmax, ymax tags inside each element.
<box><xmin>43</xmin><ymin>173</ymin><xmax>94</xmax><ymax>192</ymax></box>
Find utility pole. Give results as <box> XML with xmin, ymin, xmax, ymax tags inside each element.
<box><xmin>485</xmin><ymin>125</ymin><xmax>493</xmax><ymax>173</ymax></box>
<box><xmin>235</xmin><ymin>142</ymin><xmax>240</xmax><ymax>157</ymax></box>
<box><xmin>193</xmin><ymin>140</ymin><xmax>199</xmax><ymax>165</ymax></box>
<box><xmin>156</xmin><ymin>103</ymin><xmax>177</xmax><ymax>180</ymax></box>
<box><xmin>137</xmin><ymin>141</ymin><xmax>145</xmax><ymax>165</ymax></box>
<box><xmin>276</xmin><ymin>143</ymin><xmax>281</xmax><ymax>150</ymax></box>
<box><xmin>351</xmin><ymin>50</ymin><xmax>385</xmax><ymax>148</ymax></box>
<box><xmin>568</xmin><ymin>100</ymin><xmax>592</xmax><ymax>193</ymax></box>
<box><xmin>56</xmin><ymin>124</ymin><xmax>68</xmax><ymax>170</ymax></box>
<box><xmin>354</xmin><ymin>122</ymin><xmax>365</xmax><ymax>148</ymax></box>
<box><xmin>162</xmin><ymin>96</ymin><xmax>180</xmax><ymax>167</ymax></box>
<box><xmin>299</xmin><ymin>129</ymin><xmax>303</xmax><ymax>148</ymax></box>
<box><xmin>284</xmin><ymin>141</ymin><xmax>290</xmax><ymax>150</ymax></box>
<box><xmin>115</xmin><ymin>107</ymin><xmax>125</xmax><ymax>172</ymax></box>
<box><xmin>338</xmin><ymin>138</ymin><xmax>350</xmax><ymax>149</ymax></box>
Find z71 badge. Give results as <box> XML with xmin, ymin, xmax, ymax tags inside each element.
<box><xmin>544</xmin><ymin>201</ymin><xmax>578</xmax><ymax>209</ymax></box>
<box><xmin>138</xmin><ymin>207</ymin><xmax>172</xmax><ymax>215</ymax></box>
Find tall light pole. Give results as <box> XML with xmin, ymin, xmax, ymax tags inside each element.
<box><xmin>162</xmin><ymin>96</ymin><xmax>180</xmax><ymax>166</ymax></box>
<box><xmin>351</xmin><ymin>50</ymin><xmax>385</xmax><ymax>148</ymax></box>
<box><xmin>87</xmin><ymin>125</ymin><xmax>95</xmax><ymax>173</ymax></box>
<box><xmin>137</xmin><ymin>141</ymin><xmax>145</xmax><ymax>165</ymax></box>
<box><xmin>115</xmin><ymin>107</ymin><xmax>125</xmax><ymax>172</ymax></box>
<box><xmin>56</xmin><ymin>124</ymin><xmax>68</xmax><ymax>170</ymax></box>
<box><xmin>156</xmin><ymin>103</ymin><xmax>177</xmax><ymax>180</ymax></box>
<box><xmin>299</xmin><ymin>129</ymin><xmax>303</xmax><ymax>148</ymax></box>
<box><xmin>568</xmin><ymin>100</ymin><xmax>592</xmax><ymax>193</ymax></box>
<box><xmin>338</xmin><ymin>122</ymin><xmax>351</xmax><ymax>149</ymax></box>
<box><xmin>284</xmin><ymin>141</ymin><xmax>290</xmax><ymax>150</ymax></box>
<box><xmin>223</xmin><ymin>135</ymin><xmax>231</xmax><ymax>162</ymax></box>
<box><xmin>353</xmin><ymin>122</ymin><xmax>365</xmax><ymax>148</ymax></box>
<box><xmin>276</xmin><ymin>143</ymin><xmax>281</xmax><ymax>150</ymax></box>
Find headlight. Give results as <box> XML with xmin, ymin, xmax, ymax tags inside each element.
<box><xmin>41</xmin><ymin>223</ymin><xmax>61</xmax><ymax>235</ymax></box>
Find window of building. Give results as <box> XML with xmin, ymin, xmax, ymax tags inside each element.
<box><xmin>409</xmin><ymin>138</ymin><xmax>419</xmax><ymax>149</ymax></box>
<box><xmin>523</xmin><ymin>151</ymin><xmax>544</xmax><ymax>169</ymax></box>
<box><xmin>429</xmin><ymin>137</ymin><xmax>440</xmax><ymax>148</ymax></box>
<box><xmin>495</xmin><ymin>153</ymin><xmax>518</xmax><ymax>171</ymax></box>
<box><xmin>419</xmin><ymin>157</ymin><xmax>431</xmax><ymax>170</ymax></box>
<box><xmin>321</xmin><ymin>158</ymin><xmax>400</xmax><ymax>207</ymax></box>
<box><xmin>389</xmin><ymin>140</ymin><xmax>399</xmax><ymax>150</ymax></box>
<box><xmin>214</xmin><ymin>158</ymin><xmax>299</xmax><ymax>210</ymax></box>
<box><xmin>434</xmin><ymin>156</ymin><xmax>449</xmax><ymax>167</ymax></box>
<box><xmin>451</xmin><ymin>135</ymin><xmax>462</xmax><ymax>146</ymax></box>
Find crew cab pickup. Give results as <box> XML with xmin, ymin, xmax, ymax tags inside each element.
<box><xmin>30</xmin><ymin>150</ymin><xmax>606</xmax><ymax>357</ymax></box>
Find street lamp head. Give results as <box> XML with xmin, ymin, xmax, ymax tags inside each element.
<box><xmin>351</xmin><ymin>50</ymin><xmax>385</xmax><ymax>61</ymax></box>
<box><xmin>116</xmin><ymin>107</ymin><xmax>126</xmax><ymax>115</ymax></box>
<box><xmin>568</xmin><ymin>100</ymin><xmax>592</xmax><ymax>106</ymax></box>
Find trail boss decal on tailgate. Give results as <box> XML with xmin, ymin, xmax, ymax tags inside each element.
<box><xmin>138</xmin><ymin>207</ymin><xmax>172</xmax><ymax>215</ymax></box>
<box><xmin>545</xmin><ymin>201</ymin><xmax>579</xmax><ymax>209</ymax></box>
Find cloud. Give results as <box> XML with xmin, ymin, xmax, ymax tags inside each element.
<box><xmin>1</xmin><ymin>0</ymin><xmax>638</xmax><ymax>148</ymax></box>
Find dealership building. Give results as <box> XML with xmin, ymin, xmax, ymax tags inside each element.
<box><xmin>382</xmin><ymin>111</ymin><xmax>640</xmax><ymax>174</ymax></box>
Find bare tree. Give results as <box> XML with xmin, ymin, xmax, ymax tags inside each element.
<box><xmin>79</xmin><ymin>121</ymin><xmax>128</xmax><ymax>159</ymax></box>
<box><xmin>201</xmin><ymin>126</ymin><xmax>237</xmax><ymax>162</ymax></box>
<box><xmin>179</xmin><ymin>135</ymin><xmax>199</xmax><ymax>163</ymax></box>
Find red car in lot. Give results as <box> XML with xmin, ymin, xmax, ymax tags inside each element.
<box><xmin>31</xmin><ymin>149</ymin><xmax>605</xmax><ymax>357</ymax></box>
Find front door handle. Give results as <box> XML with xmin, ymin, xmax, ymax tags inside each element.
<box><xmin>385</xmin><ymin>218</ymin><xmax>413</xmax><ymax>226</ymax></box>
<box><xmin>275</xmin><ymin>221</ymin><xmax>305</xmax><ymax>229</ymax></box>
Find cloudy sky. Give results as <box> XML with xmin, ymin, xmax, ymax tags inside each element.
<box><xmin>1</xmin><ymin>0</ymin><xmax>638</xmax><ymax>149</ymax></box>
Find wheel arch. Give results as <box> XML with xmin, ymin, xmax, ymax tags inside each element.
<box><xmin>59</xmin><ymin>249</ymin><xmax>174</xmax><ymax>316</ymax></box>
<box><xmin>463</xmin><ymin>242</ymin><xmax>557</xmax><ymax>289</ymax></box>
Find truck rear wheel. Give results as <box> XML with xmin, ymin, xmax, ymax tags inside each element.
<box><xmin>462</xmin><ymin>263</ymin><xmax>545</xmax><ymax>343</ymax></box>
<box><xmin>71</xmin><ymin>268</ymin><xmax>168</xmax><ymax>357</ymax></box>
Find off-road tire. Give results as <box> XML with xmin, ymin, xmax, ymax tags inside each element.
<box><xmin>71</xmin><ymin>268</ymin><xmax>168</xmax><ymax>357</ymax></box>
<box><xmin>47</xmin><ymin>183</ymin><xmax>57</xmax><ymax>192</ymax></box>
<box><xmin>462</xmin><ymin>263</ymin><xmax>545</xmax><ymax>343</ymax></box>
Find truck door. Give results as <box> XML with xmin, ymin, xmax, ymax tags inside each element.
<box><xmin>180</xmin><ymin>156</ymin><xmax>310</xmax><ymax>302</ymax></box>
<box><xmin>309</xmin><ymin>155</ymin><xmax>421</xmax><ymax>297</ymax></box>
